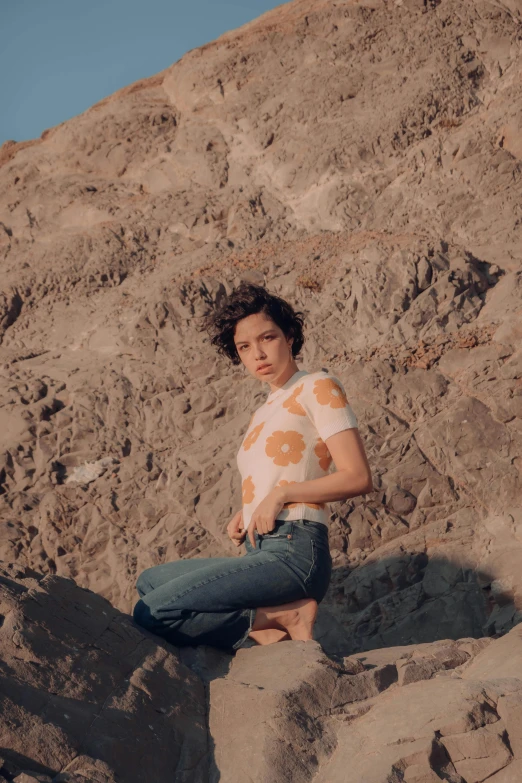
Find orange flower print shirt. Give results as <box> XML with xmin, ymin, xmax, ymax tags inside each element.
<box><xmin>243</xmin><ymin>422</ymin><xmax>264</xmax><ymax>451</ymax></box>
<box><xmin>313</xmin><ymin>377</ymin><xmax>350</xmax><ymax>409</ymax></box>
<box><xmin>314</xmin><ymin>439</ymin><xmax>333</xmax><ymax>471</ymax></box>
<box><xmin>277</xmin><ymin>480</ymin><xmax>326</xmax><ymax>511</ymax></box>
<box><xmin>237</xmin><ymin>369</ymin><xmax>358</xmax><ymax>530</ymax></box>
<box><xmin>265</xmin><ymin>430</ymin><xmax>306</xmax><ymax>466</ymax></box>
<box><xmin>282</xmin><ymin>383</ymin><xmax>306</xmax><ymax>416</ymax></box>
<box><xmin>242</xmin><ymin>476</ymin><xmax>256</xmax><ymax>505</ymax></box>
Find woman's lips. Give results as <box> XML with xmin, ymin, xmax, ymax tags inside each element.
<box><xmin>257</xmin><ymin>365</ymin><xmax>272</xmax><ymax>373</ymax></box>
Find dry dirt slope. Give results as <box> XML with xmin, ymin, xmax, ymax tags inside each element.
<box><xmin>0</xmin><ymin>0</ymin><xmax>521</xmax><ymax>660</ymax></box>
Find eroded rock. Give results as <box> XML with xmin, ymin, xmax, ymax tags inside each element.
<box><xmin>1</xmin><ymin>0</ymin><xmax>522</xmax><ymax>775</ymax></box>
<box><xmin>0</xmin><ymin>563</ymin><xmax>207</xmax><ymax>782</ymax></box>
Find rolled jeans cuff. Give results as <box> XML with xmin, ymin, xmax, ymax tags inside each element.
<box><xmin>232</xmin><ymin>608</ymin><xmax>255</xmax><ymax>650</ymax></box>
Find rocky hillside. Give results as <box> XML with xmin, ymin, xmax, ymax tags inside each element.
<box><xmin>0</xmin><ymin>0</ymin><xmax>521</xmax><ymax>664</ymax></box>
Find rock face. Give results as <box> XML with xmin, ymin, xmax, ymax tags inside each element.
<box><xmin>0</xmin><ymin>0</ymin><xmax>522</xmax><ymax>661</ymax></box>
<box><xmin>3</xmin><ymin>564</ymin><xmax>522</xmax><ymax>783</ymax></box>
<box><xmin>0</xmin><ymin>563</ymin><xmax>207</xmax><ymax>782</ymax></box>
<box><xmin>211</xmin><ymin>628</ymin><xmax>522</xmax><ymax>783</ymax></box>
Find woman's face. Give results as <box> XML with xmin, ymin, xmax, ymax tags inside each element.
<box><xmin>233</xmin><ymin>312</ymin><xmax>296</xmax><ymax>386</ymax></box>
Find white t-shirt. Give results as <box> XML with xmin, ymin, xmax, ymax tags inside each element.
<box><xmin>236</xmin><ymin>369</ymin><xmax>358</xmax><ymax>529</ymax></box>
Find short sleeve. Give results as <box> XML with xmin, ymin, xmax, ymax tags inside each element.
<box><xmin>302</xmin><ymin>374</ymin><xmax>358</xmax><ymax>441</ymax></box>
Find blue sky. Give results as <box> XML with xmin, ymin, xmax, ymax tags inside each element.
<box><xmin>1</xmin><ymin>0</ymin><xmax>283</xmax><ymax>145</ymax></box>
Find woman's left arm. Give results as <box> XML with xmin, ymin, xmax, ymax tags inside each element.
<box><xmin>248</xmin><ymin>429</ymin><xmax>373</xmax><ymax>543</ymax></box>
<box><xmin>280</xmin><ymin>428</ymin><xmax>373</xmax><ymax>504</ymax></box>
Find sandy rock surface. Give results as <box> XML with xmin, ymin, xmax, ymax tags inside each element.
<box><xmin>0</xmin><ymin>0</ymin><xmax>521</xmax><ymax>730</ymax></box>
<box><xmin>2</xmin><ymin>565</ymin><xmax>522</xmax><ymax>782</ymax></box>
<box><xmin>0</xmin><ymin>563</ymin><xmax>207</xmax><ymax>782</ymax></box>
<box><xmin>211</xmin><ymin>627</ymin><xmax>522</xmax><ymax>782</ymax></box>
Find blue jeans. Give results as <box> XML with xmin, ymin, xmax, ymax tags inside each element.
<box><xmin>132</xmin><ymin>519</ymin><xmax>332</xmax><ymax>651</ymax></box>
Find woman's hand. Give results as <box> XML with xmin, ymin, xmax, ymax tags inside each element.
<box><xmin>248</xmin><ymin>487</ymin><xmax>286</xmax><ymax>547</ymax></box>
<box><xmin>226</xmin><ymin>509</ymin><xmax>246</xmax><ymax>547</ymax></box>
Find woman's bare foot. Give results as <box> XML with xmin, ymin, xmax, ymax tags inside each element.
<box><xmin>250</xmin><ymin>598</ymin><xmax>318</xmax><ymax>642</ymax></box>
<box><xmin>249</xmin><ymin>629</ymin><xmax>290</xmax><ymax>645</ymax></box>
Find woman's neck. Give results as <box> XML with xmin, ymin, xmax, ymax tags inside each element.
<box><xmin>268</xmin><ymin>361</ymin><xmax>300</xmax><ymax>394</ymax></box>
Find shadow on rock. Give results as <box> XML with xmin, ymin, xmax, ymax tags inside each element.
<box><xmin>316</xmin><ymin>552</ymin><xmax>521</xmax><ymax>657</ymax></box>
<box><xmin>0</xmin><ymin>562</ymin><xmax>211</xmax><ymax>783</ymax></box>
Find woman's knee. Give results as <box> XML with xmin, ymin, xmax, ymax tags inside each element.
<box><xmin>135</xmin><ymin>568</ymin><xmax>153</xmax><ymax>597</ymax></box>
<box><xmin>133</xmin><ymin>598</ymin><xmax>155</xmax><ymax>631</ymax></box>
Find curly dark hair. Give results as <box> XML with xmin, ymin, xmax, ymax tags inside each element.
<box><xmin>204</xmin><ymin>282</ymin><xmax>305</xmax><ymax>366</ymax></box>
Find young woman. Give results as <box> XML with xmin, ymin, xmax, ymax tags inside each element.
<box><xmin>133</xmin><ymin>282</ymin><xmax>373</xmax><ymax>650</ymax></box>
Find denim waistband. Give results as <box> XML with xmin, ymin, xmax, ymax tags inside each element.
<box><xmin>256</xmin><ymin>519</ymin><xmax>328</xmax><ymax>537</ymax></box>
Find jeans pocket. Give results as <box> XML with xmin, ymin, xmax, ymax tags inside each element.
<box><xmin>258</xmin><ymin>523</ymin><xmax>293</xmax><ymax>558</ymax></box>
